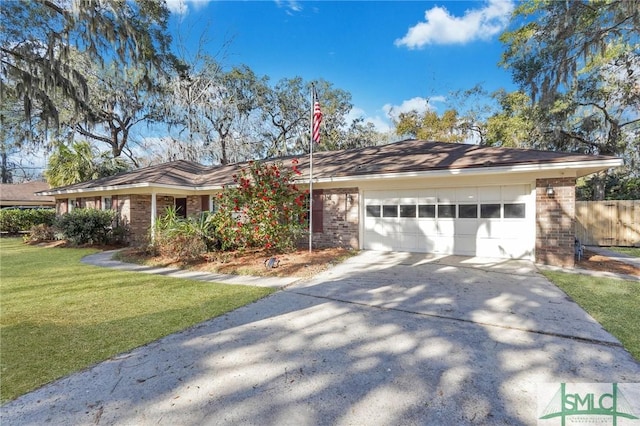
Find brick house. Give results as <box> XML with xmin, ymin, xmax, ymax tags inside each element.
<box><xmin>38</xmin><ymin>139</ymin><xmax>622</xmax><ymax>267</ymax></box>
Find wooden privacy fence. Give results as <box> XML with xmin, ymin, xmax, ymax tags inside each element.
<box><xmin>575</xmin><ymin>200</ymin><xmax>640</xmax><ymax>247</ymax></box>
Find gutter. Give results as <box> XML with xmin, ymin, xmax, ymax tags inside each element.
<box><xmin>294</xmin><ymin>158</ymin><xmax>624</xmax><ymax>184</ymax></box>
<box><xmin>37</xmin><ymin>158</ymin><xmax>623</xmax><ymax>196</ymax></box>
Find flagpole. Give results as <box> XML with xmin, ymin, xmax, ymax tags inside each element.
<box><xmin>308</xmin><ymin>85</ymin><xmax>314</xmax><ymax>253</ymax></box>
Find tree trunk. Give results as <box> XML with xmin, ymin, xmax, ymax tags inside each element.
<box><xmin>592</xmin><ymin>172</ymin><xmax>606</xmax><ymax>201</ymax></box>
<box><xmin>1</xmin><ymin>151</ymin><xmax>12</xmax><ymax>183</ymax></box>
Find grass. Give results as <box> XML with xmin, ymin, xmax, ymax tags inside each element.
<box><xmin>0</xmin><ymin>238</ymin><xmax>274</xmax><ymax>402</ymax></box>
<box><xmin>607</xmin><ymin>246</ymin><xmax>640</xmax><ymax>257</ymax></box>
<box><xmin>542</xmin><ymin>270</ymin><xmax>640</xmax><ymax>361</ymax></box>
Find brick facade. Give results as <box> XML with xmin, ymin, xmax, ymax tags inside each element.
<box><xmin>53</xmin><ymin>179</ymin><xmax>579</xmax><ymax>266</ymax></box>
<box><xmin>123</xmin><ymin>195</ymin><xmax>148</xmax><ymax>244</ymax></box>
<box><xmin>187</xmin><ymin>195</ymin><xmax>205</xmax><ymax>216</ymax></box>
<box><xmin>311</xmin><ymin>188</ymin><xmax>359</xmax><ymax>249</ymax></box>
<box><xmin>535</xmin><ymin>177</ymin><xmax>576</xmax><ymax>267</ymax></box>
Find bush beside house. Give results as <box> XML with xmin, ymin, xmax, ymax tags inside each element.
<box><xmin>150</xmin><ymin>160</ymin><xmax>309</xmax><ymax>261</ymax></box>
<box><xmin>0</xmin><ymin>209</ymin><xmax>56</xmax><ymax>234</ymax></box>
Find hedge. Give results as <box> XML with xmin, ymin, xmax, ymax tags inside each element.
<box><xmin>0</xmin><ymin>209</ymin><xmax>56</xmax><ymax>234</ymax></box>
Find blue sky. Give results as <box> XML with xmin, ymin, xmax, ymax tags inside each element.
<box><xmin>165</xmin><ymin>0</ymin><xmax>519</xmax><ymax>133</ymax></box>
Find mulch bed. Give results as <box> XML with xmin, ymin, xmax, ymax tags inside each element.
<box><xmin>119</xmin><ymin>246</ymin><xmax>354</xmax><ymax>279</ymax></box>
<box><xmin>577</xmin><ymin>250</ymin><xmax>640</xmax><ymax>277</ymax></box>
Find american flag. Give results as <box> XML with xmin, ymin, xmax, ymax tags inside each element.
<box><xmin>312</xmin><ymin>100</ymin><xmax>322</xmax><ymax>143</ymax></box>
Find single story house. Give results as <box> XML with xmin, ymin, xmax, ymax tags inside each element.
<box><xmin>0</xmin><ymin>181</ymin><xmax>55</xmax><ymax>209</ymax></box>
<box><xmin>38</xmin><ymin>139</ymin><xmax>622</xmax><ymax>267</ymax></box>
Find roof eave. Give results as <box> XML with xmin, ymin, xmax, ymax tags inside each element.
<box><xmin>304</xmin><ymin>158</ymin><xmax>624</xmax><ymax>184</ymax></box>
<box><xmin>38</xmin><ymin>158</ymin><xmax>623</xmax><ymax>194</ymax></box>
<box><xmin>38</xmin><ymin>182</ymin><xmax>205</xmax><ymax>196</ymax></box>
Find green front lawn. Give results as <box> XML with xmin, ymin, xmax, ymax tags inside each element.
<box><xmin>607</xmin><ymin>246</ymin><xmax>640</xmax><ymax>257</ymax></box>
<box><xmin>0</xmin><ymin>239</ymin><xmax>274</xmax><ymax>402</ymax></box>
<box><xmin>542</xmin><ymin>270</ymin><xmax>640</xmax><ymax>361</ymax></box>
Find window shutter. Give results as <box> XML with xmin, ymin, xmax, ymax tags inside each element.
<box><xmin>201</xmin><ymin>195</ymin><xmax>209</xmax><ymax>212</ymax></box>
<box><xmin>312</xmin><ymin>190</ymin><xmax>323</xmax><ymax>233</ymax></box>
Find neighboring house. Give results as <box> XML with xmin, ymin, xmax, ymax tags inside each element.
<box><xmin>38</xmin><ymin>139</ymin><xmax>622</xmax><ymax>267</ymax></box>
<box><xmin>0</xmin><ymin>181</ymin><xmax>55</xmax><ymax>209</ymax></box>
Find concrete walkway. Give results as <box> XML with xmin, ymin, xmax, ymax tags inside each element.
<box><xmin>81</xmin><ymin>250</ymin><xmax>300</xmax><ymax>289</ymax></box>
<box><xmin>2</xmin><ymin>251</ymin><xmax>639</xmax><ymax>425</ymax></box>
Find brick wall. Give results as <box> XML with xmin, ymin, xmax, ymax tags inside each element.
<box><xmin>535</xmin><ymin>177</ymin><xmax>576</xmax><ymax>267</ymax></box>
<box><xmin>156</xmin><ymin>196</ymin><xmax>174</xmax><ymax>216</ymax></box>
<box><xmin>128</xmin><ymin>195</ymin><xmax>151</xmax><ymax>245</ymax></box>
<box><xmin>312</xmin><ymin>188</ymin><xmax>359</xmax><ymax>249</ymax></box>
<box><xmin>84</xmin><ymin>197</ymin><xmax>98</xmax><ymax>210</ymax></box>
<box><xmin>187</xmin><ymin>195</ymin><xmax>204</xmax><ymax>216</ymax></box>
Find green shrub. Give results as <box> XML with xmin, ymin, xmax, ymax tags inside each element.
<box><xmin>55</xmin><ymin>208</ymin><xmax>116</xmax><ymax>245</ymax></box>
<box><xmin>0</xmin><ymin>209</ymin><xmax>56</xmax><ymax>234</ymax></box>
<box><xmin>214</xmin><ymin>159</ymin><xmax>307</xmax><ymax>252</ymax></box>
<box><xmin>151</xmin><ymin>207</ymin><xmax>216</xmax><ymax>261</ymax></box>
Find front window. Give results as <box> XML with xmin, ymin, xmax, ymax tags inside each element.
<box><xmin>103</xmin><ymin>197</ymin><xmax>113</xmax><ymax>210</ymax></box>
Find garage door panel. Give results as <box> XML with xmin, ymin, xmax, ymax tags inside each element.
<box><xmin>419</xmin><ymin>220</ymin><xmax>438</xmax><ymax>236</ymax></box>
<box><xmin>499</xmin><ymin>221</ymin><xmax>525</xmax><ymax>237</ymax></box>
<box><xmin>456</xmin><ymin>220</ymin><xmax>479</xmax><ymax>236</ymax></box>
<box><xmin>437</xmin><ymin>189</ymin><xmax>456</xmax><ymax>203</ymax></box>
<box><xmin>477</xmin><ymin>220</ymin><xmax>501</xmax><ymax>238</ymax></box>
<box><xmin>456</xmin><ymin>187</ymin><xmax>477</xmax><ymax>202</ymax></box>
<box><xmin>430</xmin><ymin>236</ymin><xmax>454</xmax><ymax>254</ymax></box>
<box><xmin>436</xmin><ymin>220</ymin><xmax>455</xmax><ymax>236</ymax></box>
<box><xmin>363</xmin><ymin>186</ymin><xmax>533</xmax><ymax>259</ymax></box>
<box><xmin>454</xmin><ymin>236</ymin><xmax>477</xmax><ymax>255</ymax></box>
<box><xmin>400</xmin><ymin>219</ymin><xmax>420</xmax><ymax>233</ymax></box>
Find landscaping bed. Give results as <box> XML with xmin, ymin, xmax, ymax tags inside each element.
<box><xmin>117</xmin><ymin>246</ymin><xmax>357</xmax><ymax>279</ymax></box>
<box><xmin>577</xmin><ymin>249</ymin><xmax>640</xmax><ymax>277</ymax></box>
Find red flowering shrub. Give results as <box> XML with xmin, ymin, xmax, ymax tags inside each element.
<box><xmin>214</xmin><ymin>159</ymin><xmax>307</xmax><ymax>252</ymax></box>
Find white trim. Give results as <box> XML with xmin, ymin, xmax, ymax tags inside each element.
<box><xmin>301</xmin><ymin>159</ymin><xmax>623</xmax><ymax>184</ymax></box>
<box><xmin>39</xmin><ymin>182</ymin><xmax>212</xmax><ymax>196</ymax></box>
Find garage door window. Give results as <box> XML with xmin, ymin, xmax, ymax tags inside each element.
<box><xmin>399</xmin><ymin>205</ymin><xmax>417</xmax><ymax>218</ymax></box>
<box><xmin>504</xmin><ymin>203</ymin><xmax>526</xmax><ymax>218</ymax></box>
<box><xmin>366</xmin><ymin>205</ymin><xmax>381</xmax><ymax>217</ymax></box>
<box><xmin>418</xmin><ymin>204</ymin><xmax>436</xmax><ymax>218</ymax></box>
<box><xmin>438</xmin><ymin>204</ymin><xmax>456</xmax><ymax>218</ymax></box>
<box><xmin>458</xmin><ymin>204</ymin><xmax>477</xmax><ymax>218</ymax></box>
<box><xmin>480</xmin><ymin>204</ymin><xmax>501</xmax><ymax>218</ymax></box>
<box><xmin>383</xmin><ymin>205</ymin><xmax>398</xmax><ymax>217</ymax></box>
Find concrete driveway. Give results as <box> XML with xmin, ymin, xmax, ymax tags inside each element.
<box><xmin>2</xmin><ymin>251</ymin><xmax>639</xmax><ymax>425</ymax></box>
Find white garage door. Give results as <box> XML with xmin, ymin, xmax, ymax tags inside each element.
<box><xmin>363</xmin><ymin>185</ymin><xmax>534</xmax><ymax>259</ymax></box>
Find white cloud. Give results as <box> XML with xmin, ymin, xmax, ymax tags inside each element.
<box><xmin>166</xmin><ymin>0</ymin><xmax>209</xmax><ymax>16</ymax></box>
<box><xmin>382</xmin><ymin>96</ymin><xmax>445</xmax><ymax>121</ymax></box>
<box><xmin>274</xmin><ymin>0</ymin><xmax>302</xmax><ymax>14</ymax></box>
<box><xmin>346</xmin><ymin>107</ymin><xmax>393</xmax><ymax>134</ymax></box>
<box><xmin>395</xmin><ymin>0</ymin><xmax>514</xmax><ymax>48</ymax></box>
<box><xmin>365</xmin><ymin>116</ymin><xmax>392</xmax><ymax>134</ymax></box>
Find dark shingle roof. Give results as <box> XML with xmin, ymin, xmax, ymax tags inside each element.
<box><xmin>41</xmin><ymin>140</ymin><xmax>620</xmax><ymax>194</ymax></box>
<box><xmin>294</xmin><ymin>140</ymin><xmax>614</xmax><ymax>178</ymax></box>
<box><xmin>0</xmin><ymin>181</ymin><xmax>55</xmax><ymax>204</ymax></box>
